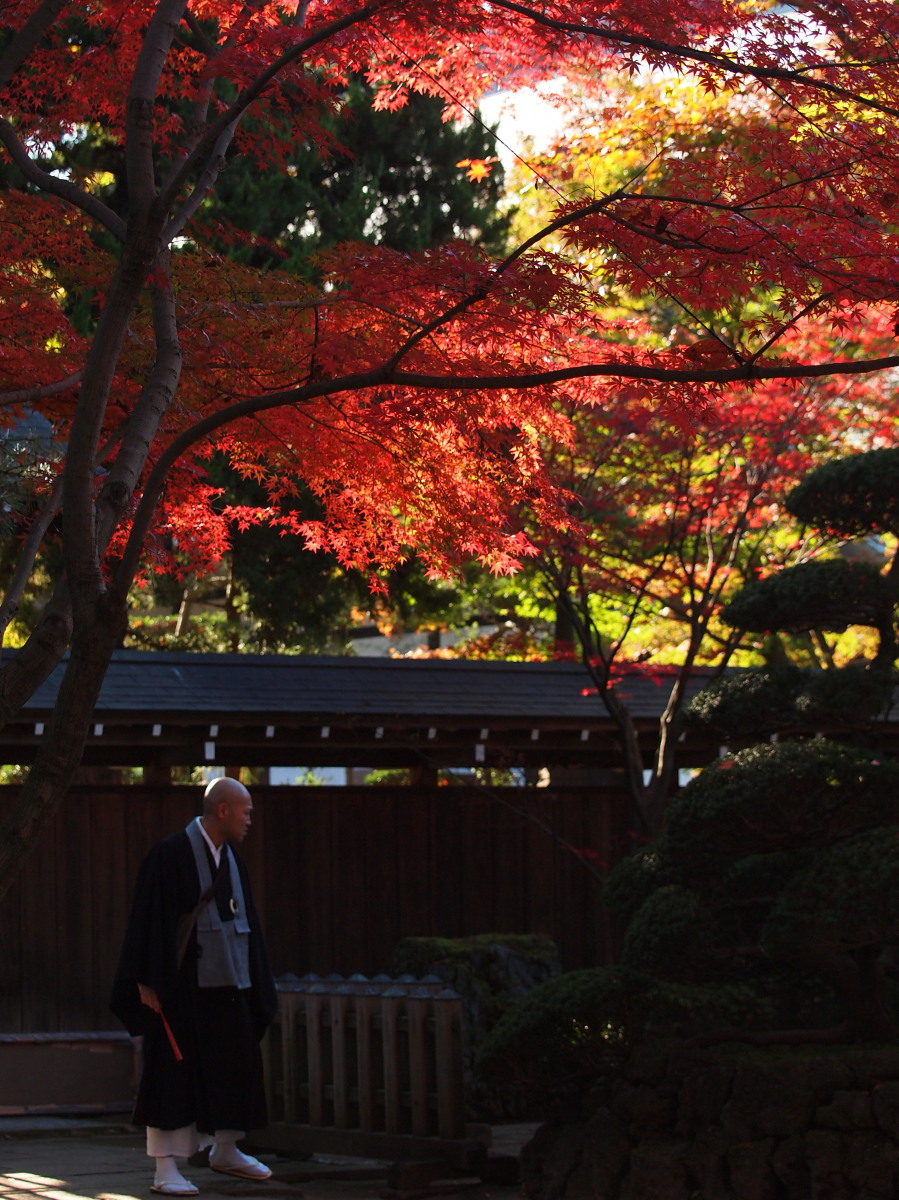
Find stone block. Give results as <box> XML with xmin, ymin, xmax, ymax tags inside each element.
<box><xmin>520</xmin><ymin>1119</ymin><xmax>587</xmax><ymax>1200</ymax></box>
<box><xmin>565</xmin><ymin>1109</ymin><xmax>632</xmax><ymax>1200</ymax></box>
<box><xmin>815</xmin><ymin>1089</ymin><xmax>876</xmax><ymax>1129</ymax></box>
<box><xmin>770</xmin><ymin>1133</ymin><xmax>811</xmax><ymax>1196</ymax></box>
<box><xmin>615</xmin><ymin>1081</ymin><xmax>676</xmax><ymax>1135</ymax></box>
<box><xmin>726</xmin><ymin>1137</ymin><xmax>778</xmax><ymax>1200</ymax></box>
<box><xmin>804</xmin><ymin>1128</ymin><xmax>849</xmax><ymax>1200</ymax></box>
<box><xmin>872</xmin><ymin>1080</ymin><xmax>899</xmax><ymax>1136</ymax></box>
<box><xmin>841</xmin><ymin>1129</ymin><xmax>899</xmax><ymax>1197</ymax></box>
<box><xmin>725</xmin><ymin>1061</ymin><xmax>813</xmax><ymax>1138</ymax></box>
<box><xmin>617</xmin><ymin>1139</ymin><xmax>691</xmax><ymax>1200</ymax></box>
<box><xmin>682</xmin><ymin>1129</ymin><xmax>732</xmax><ymax>1200</ymax></box>
<box><xmin>675</xmin><ymin>1064</ymin><xmax>732</xmax><ymax>1135</ymax></box>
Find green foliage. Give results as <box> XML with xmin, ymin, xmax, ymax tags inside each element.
<box><xmin>474</xmin><ymin>966</ymin><xmax>646</xmax><ymax>1115</ymax></box>
<box><xmin>594</xmin><ymin>738</ymin><xmax>899</xmax><ymax>1048</ymax></box>
<box><xmin>203</xmin><ymin>75</ymin><xmax>510</xmax><ymax>272</ymax></box>
<box><xmin>722</xmin><ymin>557</ymin><xmax>893</xmax><ymax>634</ymax></box>
<box><xmin>619</xmin><ymin>884</ymin><xmax>716</xmax><ymax>976</ymax></box>
<box><xmin>363</xmin><ymin>768</ymin><xmax>414</xmax><ymax>785</ymax></box>
<box><xmin>763</xmin><ymin>826</ymin><xmax>899</xmax><ymax>955</ymax></box>
<box><xmin>786</xmin><ymin>448</ymin><xmax>899</xmax><ymax>538</ymax></box>
<box><xmin>663</xmin><ymin>740</ymin><xmax>899</xmax><ymax>866</ymax></box>
<box><xmin>602</xmin><ymin>846</ymin><xmax>683</xmax><ymax>923</ymax></box>
<box><xmin>682</xmin><ymin>663</ymin><xmax>895</xmax><ymax>739</ymax></box>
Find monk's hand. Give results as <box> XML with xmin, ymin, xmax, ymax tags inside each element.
<box><xmin>138</xmin><ymin>983</ymin><xmax>162</xmax><ymax>1012</ymax></box>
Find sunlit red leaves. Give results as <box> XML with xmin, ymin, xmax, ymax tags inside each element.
<box><xmin>6</xmin><ymin>0</ymin><xmax>899</xmax><ymax>591</ymax></box>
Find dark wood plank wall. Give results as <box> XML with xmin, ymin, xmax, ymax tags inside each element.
<box><xmin>0</xmin><ymin>785</ymin><xmax>632</xmax><ymax>1033</ymax></box>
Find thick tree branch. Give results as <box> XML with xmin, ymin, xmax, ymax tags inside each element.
<box><xmin>0</xmin><ymin>0</ymin><xmax>69</xmax><ymax>91</ymax></box>
<box><xmin>0</xmin><ymin>118</ymin><xmax>126</xmax><ymax>239</ymax></box>
<box><xmin>95</xmin><ymin>259</ymin><xmax>183</xmax><ymax>556</ymax></box>
<box><xmin>0</xmin><ymin>371</ymin><xmax>84</xmax><ymax>406</ymax></box>
<box><xmin>127</xmin><ymin>0</ymin><xmax>189</xmax><ymax>223</ymax></box>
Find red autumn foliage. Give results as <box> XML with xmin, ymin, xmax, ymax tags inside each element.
<box><xmin>3</xmin><ymin>0</ymin><xmax>899</xmax><ymax>891</ymax></box>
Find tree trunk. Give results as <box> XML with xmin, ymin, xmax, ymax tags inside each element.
<box><xmin>0</xmin><ymin>596</ymin><xmax>126</xmax><ymax>904</ymax></box>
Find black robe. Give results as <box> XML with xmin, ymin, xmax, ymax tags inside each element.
<box><xmin>110</xmin><ymin>828</ymin><xmax>277</xmax><ymax>1133</ymax></box>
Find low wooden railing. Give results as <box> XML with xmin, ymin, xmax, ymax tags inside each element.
<box><xmin>256</xmin><ymin>974</ymin><xmax>485</xmax><ymax>1166</ymax></box>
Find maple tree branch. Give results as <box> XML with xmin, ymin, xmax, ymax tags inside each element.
<box><xmin>747</xmin><ymin>294</ymin><xmax>834</xmax><ymax>364</ymax></box>
<box><xmin>488</xmin><ymin>0</ymin><xmax>899</xmax><ymax>121</ymax></box>
<box><xmin>383</xmin><ymin>190</ymin><xmax>629</xmax><ymax>370</ymax></box>
<box><xmin>390</xmin><ymin>354</ymin><xmax>899</xmax><ymax>387</ymax></box>
<box><xmin>163</xmin><ymin>118</ymin><xmax>240</xmax><ymax>244</ymax></box>
<box><xmin>0</xmin><ymin>118</ymin><xmax>126</xmax><ymax>239</ymax></box>
<box><xmin>0</xmin><ymin>0</ymin><xmax>69</xmax><ymax>91</ymax></box>
<box><xmin>113</xmin><ymin>341</ymin><xmax>899</xmax><ymax>594</ymax></box>
<box><xmin>127</xmin><ymin>0</ymin><xmax>188</xmax><ymax>224</ymax></box>
<box><xmin>0</xmin><ymin>371</ymin><xmax>84</xmax><ymax>406</ymax></box>
<box><xmin>157</xmin><ymin>0</ymin><xmax>393</xmax><ymax>216</ymax></box>
<box><xmin>96</xmin><ymin>256</ymin><xmax>183</xmax><ymax>558</ymax></box>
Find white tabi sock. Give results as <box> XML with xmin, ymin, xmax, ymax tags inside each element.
<box><xmin>153</xmin><ymin>1157</ymin><xmax>194</xmax><ymax>1187</ymax></box>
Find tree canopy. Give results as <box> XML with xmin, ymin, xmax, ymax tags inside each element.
<box><xmin>4</xmin><ymin>0</ymin><xmax>899</xmax><ymax>896</ymax></box>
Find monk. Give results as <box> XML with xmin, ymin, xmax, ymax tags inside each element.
<box><xmin>111</xmin><ymin>777</ymin><xmax>277</xmax><ymax>1194</ymax></box>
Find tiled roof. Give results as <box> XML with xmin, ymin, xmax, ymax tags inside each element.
<box><xmin>20</xmin><ymin>649</ymin><xmax>710</xmax><ymax>723</ymax></box>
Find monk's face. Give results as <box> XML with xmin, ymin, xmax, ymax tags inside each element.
<box><xmin>221</xmin><ymin>795</ymin><xmax>253</xmax><ymax>843</ymax></box>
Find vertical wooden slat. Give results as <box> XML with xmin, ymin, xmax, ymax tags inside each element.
<box><xmin>19</xmin><ymin>804</ymin><xmax>58</xmax><ymax>1030</ymax></box>
<box><xmin>395</xmin><ymin>792</ymin><xmax>432</xmax><ymax>940</ymax></box>
<box><xmin>57</xmin><ymin>795</ymin><xmax>94</xmax><ymax>1029</ymax></box>
<box><xmin>433</xmin><ymin>992</ymin><xmax>465</xmax><ymax>1139</ymax></box>
<box><xmin>305</xmin><ymin>991</ymin><xmax>326</xmax><ymax>1127</ymax></box>
<box><xmin>363</xmin><ymin>792</ymin><xmax>400</xmax><ymax>969</ymax></box>
<box><xmin>492</xmin><ymin>798</ymin><xmax>526</xmax><ymax>937</ymax></box>
<box><xmin>330</xmin><ymin>992</ymin><xmax>350</xmax><ymax>1129</ymax></box>
<box><xmin>460</xmin><ymin>790</ymin><xmax>495</xmax><ymax>935</ymax></box>
<box><xmin>355</xmin><ymin>991</ymin><xmax>377</xmax><ymax>1131</ymax></box>
<box><xmin>406</xmin><ymin>993</ymin><xmax>430</xmax><ymax>1137</ymax></box>
<box><xmin>380</xmin><ymin>993</ymin><xmax>402</xmax><ymax>1134</ymax></box>
<box><xmin>280</xmin><ymin>990</ymin><xmax>300</xmax><ymax>1123</ymax></box>
<box><xmin>521</xmin><ymin>790</ymin><xmax>556</xmax><ymax>942</ymax></box>
<box><xmin>92</xmin><ymin>789</ymin><xmax>130</xmax><ymax>1029</ymax></box>
<box><xmin>431</xmin><ymin>789</ymin><xmax>464</xmax><ymax>936</ymax></box>
<box><xmin>331</xmin><ymin>793</ymin><xmax>369</xmax><ymax>971</ymax></box>
<box><xmin>0</xmin><ymin>790</ymin><xmax>22</xmax><ymax>1031</ymax></box>
<box><xmin>304</xmin><ymin>793</ymin><xmax>336</xmax><ymax>973</ymax></box>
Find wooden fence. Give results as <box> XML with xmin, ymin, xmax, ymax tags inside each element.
<box><xmin>0</xmin><ymin>784</ymin><xmax>631</xmax><ymax>1033</ymax></box>
<box><xmin>257</xmin><ymin>974</ymin><xmax>477</xmax><ymax>1164</ymax></box>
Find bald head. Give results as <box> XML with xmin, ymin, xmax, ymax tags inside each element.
<box><xmin>204</xmin><ymin>776</ymin><xmax>250</xmax><ymax>813</ymax></box>
<box><xmin>201</xmin><ymin>777</ymin><xmax>254</xmax><ymax>846</ymax></box>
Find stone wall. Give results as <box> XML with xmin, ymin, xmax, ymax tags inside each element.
<box><xmin>520</xmin><ymin>1043</ymin><xmax>899</xmax><ymax>1200</ymax></box>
